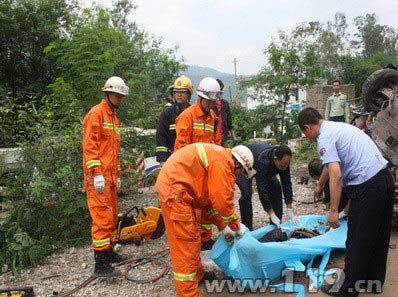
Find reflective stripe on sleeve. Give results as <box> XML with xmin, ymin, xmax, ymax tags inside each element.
<box><xmin>156</xmin><ymin>146</ymin><xmax>169</xmax><ymax>152</ymax></box>
<box><xmin>222</xmin><ymin>213</ymin><xmax>237</xmax><ymax>223</ymax></box>
<box><xmin>103</xmin><ymin>122</ymin><xmax>114</xmax><ymax>130</ymax></box>
<box><xmin>200</xmin><ymin>224</ymin><xmax>214</xmax><ymax>230</ymax></box>
<box><xmin>207</xmin><ymin>208</ymin><xmax>218</xmax><ymax>218</ymax></box>
<box><xmin>86</xmin><ymin>159</ymin><xmax>101</xmax><ymax>168</ymax></box>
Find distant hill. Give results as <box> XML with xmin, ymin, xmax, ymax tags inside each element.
<box><xmin>180</xmin><ymin>65</ymin><xmax>238</xmax><ymax>101</ymax></box>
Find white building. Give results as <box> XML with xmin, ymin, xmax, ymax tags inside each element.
<box><xmin>245</xmin><ymin>87</ymin><xmax>306</xmax><ymax>111</ymax></box>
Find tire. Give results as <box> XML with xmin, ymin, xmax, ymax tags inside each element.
<box><xmin>361</xmin><ymin>68</ymin><xmax>398</xmax><ymax>112</ymax></box>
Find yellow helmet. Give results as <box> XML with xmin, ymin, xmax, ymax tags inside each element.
<box><xmin>172</xmin><ymin>75</ymin><xmax>193</xmax><ymax>94</ymax></box>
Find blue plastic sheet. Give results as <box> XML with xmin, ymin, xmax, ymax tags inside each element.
<box><xmin>211</xmin><ymin>215</ymin><xmax>347</xmax><ymax>296</ymax></box>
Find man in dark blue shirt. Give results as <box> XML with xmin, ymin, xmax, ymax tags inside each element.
<box><xmin>236</xmin><ymin>143</ymin><xmax>298</xmax><ymax>230</ymax></box>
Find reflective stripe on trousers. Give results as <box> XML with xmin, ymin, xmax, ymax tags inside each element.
<box><xmin>160</xmin><ymin>199</ymin><xmax>204</xmax><ymax>297</ymax></box>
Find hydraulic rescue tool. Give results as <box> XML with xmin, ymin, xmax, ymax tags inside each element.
<box><xmin>112</xmin><ymin>206</ymin><xmax>165</xmax><ymax>245</ymax></box>
<box><xmin>0</xmin><ymin>287</ymin><xmax>34</xmax><ymax>297</ymax></box>
<box><xmin>0</xmin><ymin>207</ymin><xmax>165</xmax><ymax>297</ymax></box>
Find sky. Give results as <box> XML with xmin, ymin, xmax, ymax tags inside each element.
<box><xmin>87</xmin><ymin>0</ymin><xmax>397</xmax><ymax>75</ymax></box>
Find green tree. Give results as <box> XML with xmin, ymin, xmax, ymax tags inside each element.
<box><xmin>110</xmin><ymin>0</ymin><xmax>138</xmax><ymax>35</ymax></box>
<box><xmin>0</xmin><ymin>0</ymin><xmax>78</xmax><ymax>98</ymax></box>
<box><xmin>107</xmin><ymin>0</ymin><xmax>185</xmax><ymax>126</ymax></box>
<box><xmin>353</xmin><ymin>13</ymin><xmax>398</xmax><ymax>58</ymax></box>
<box><xmin>288</xmin><ymin>13</ymin><xmax>397</xmax><ymax>96</ymax></box>
<box><xmin>311</xmin><ymin>13</ymin><xmax>350</xmax><ymax>82</ymax></box>
<box><xmin>43</xmin><ymin>7</ymin><xmax>132</xmax><ymax>118</ymax></box>
<box><xmin>44</xmin><ymin>4</ymin><xmax>184</xmax><ymax>130</ymax></box>
<box><xmin>339</xmin><ymin>53</ymin><xmax>397</xmax><ymax>96</ymax></box>
<box><xmin>339</xmin><ymin>14</ymin><xmax>398</xmax><ymax>95</ymax></box>
<box><xmin>244</xmin><ymin>24</ymin><xmax>321</xmax><ymax>144</ymax></box>
<box><xmin>0</xmin><ymin>0</ymin><xmax>79</xmax><ymax>146</ymax></box>
<box><xmin>0</xmin><ymin>123</ymin><xmax>90</xmax><ymax>274</ymax></box>
<box><xmin>230</xmin><ymin>103</ymin><xmax>257</xmax><ymax>143</ymax></box>
<box><xmin>0</xmin><ymin>95</ymin><xmax>42</xmax><ymax>146</ymax></box>
<box><xmin>0</xmin><ymin>0</ymin><xmax>185</xmax><ymax>274</ymax></box>
<box><xmin>284</xmin><ymin>110</ymin><xmax>302</xmax><ymax>141</ymax></box>
<box><xmin>252</xmin><ymin>103</ymin><xmax>280</xmax><ymax>140</ymax></box>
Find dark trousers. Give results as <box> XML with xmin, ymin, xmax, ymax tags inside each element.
<box><xmin>323</xmin><ymin>183</ymin><xmax>350</xmax><ymax>212</ymax></box>
<box><xmin>236</xmin><ymin>175</ymin><xmax>283</xmax><ymax>230</ymax></box>
<box><xmin>338</xmin><ymin>168</ymin><xmax>394</xmax><ymax>296</ymax></box>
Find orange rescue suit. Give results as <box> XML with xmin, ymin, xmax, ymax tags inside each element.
<box><xmin>174</xmin><ymin>101</ymin><xmax>221</xmax><ymax>151</ymax></box>
<box><xmin>174</xmin><ymin>100</ymin><xmax>222</xmax><ymax>243</ymax></box>
<box><xmin>82</xmin><ymin>99</ymin><xmax>121</xmax><ymax>251</ymax></box>
<box><xmin>155</xmin><ymin>143</ymin><xmax>240</xmax><ymax>297</ymax></box>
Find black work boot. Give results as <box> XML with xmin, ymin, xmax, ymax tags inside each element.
<box><xmin>107</xmin><ymin>247</ymin><xmax>127</xmax><ymax>263</ymax></box>
<box><xmin>94</xmin><ymin>250</ymin><xmax>121</xmax><ymax>277</ymax></box>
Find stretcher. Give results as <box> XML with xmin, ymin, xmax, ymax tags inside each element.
<box><xmin>211</xmin><ymin>215</ymin><xmax>347</xmax><ymax>296</ymax></box>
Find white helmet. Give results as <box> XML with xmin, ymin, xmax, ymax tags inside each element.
<box><xmin>197</xmin><ymin>77</ymin><xmax>220</xmax><ymax>101</ymax></box>
<box><xmin>102</xmin><ymin>76</ymin><xmax>129</xmax><ymax>95</ymax></box>
<box><xmin>232</xmin><ymin>145</ymin><xmax>256</xmax><ymax>179</ymax></box>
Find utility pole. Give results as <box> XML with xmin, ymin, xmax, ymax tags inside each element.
<box><xmin>232</xmin><ymin>57</ymin><xmax>239</xmax><ymax>81</ymax></box>
<box><xmin>232</xmin><ymin>57</ymin><xmax>245</xmax><ymax>108</ymax></box>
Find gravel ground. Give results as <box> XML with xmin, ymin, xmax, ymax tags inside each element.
<box><xmin>0</xmin><ymin>163</ymin><xmax>327</xmax><ymax>296</ymax></box>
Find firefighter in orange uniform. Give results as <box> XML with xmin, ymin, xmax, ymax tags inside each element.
<box><xmin>174</xmin><ymin>77</ymin><xmax>222</xmax><ymax>250</ymax></box>
<box><xmin>82</xmin><ymin>76</ymin><xmax>129</xmax><ymax>277</ymax></box>
<box><xmin>174</xmin><ymin>77</ymin><xmax>221</xmax><ymax>150</ymax></box>
<box><xmin>155</xmin><ymin>143</ymin><xmax>255</xmax><ymax>297</ymax></box>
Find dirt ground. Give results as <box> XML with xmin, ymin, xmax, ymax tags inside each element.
<box><xmin>1</xmin><ymin>163</ymin><xmax>397</xmax><ymax>296</ymax></box>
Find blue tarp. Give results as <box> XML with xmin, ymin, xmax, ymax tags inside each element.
<box><xmin>210</xmin><ymin>215</ymin><xmax>347</xmax><ymax>296</ymax></box>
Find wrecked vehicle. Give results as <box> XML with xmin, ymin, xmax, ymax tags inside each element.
<box><xmin>361</xmin><ymin>64</ymin><xmax>398</xmax><ymax>165</ymax></box>
<box><xmin>353</xmin><ymin>64</ymin><xmax>398</xmax><ymax>212</ymax></box>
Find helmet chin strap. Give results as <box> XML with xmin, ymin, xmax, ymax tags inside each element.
<box><xmin>199</xmin><ymin>98</ymin><xmax>210</xmax><ymax>115</ymax></box>
<box><xmin>106</xmin><ymin>93</ymin><xmax>119</xmax><ymax>110</ymax></box>
<box><xmin>234</xmin><ymin>159</ymin><xmax>245</xmax><ymax>176</ymax></box>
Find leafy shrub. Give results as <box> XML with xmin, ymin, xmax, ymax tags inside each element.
<box><xmin>0</xmin><ymin>121</ymin><xmax>156</xmax><ymax>274</ymax></box>
<box><xmin>294</xmin><ymin>139</ymin><xmax>318</xmax><ymax>163</ymax></box>
<box><xmin>0</xmin><ymin>95</ymin><xmax>42</xmax><ymax>147</ymax></box>
<box><xmin>0</xmin><ymin>124</ymin><xmax>90</xmax><ymax>274</ymax></box>
<box><xmin>0</xmin><ymin>219</ymin><xmax>52</xmax><ymax>275</ymax></box>
<box><xmin>230</xmin><ymin>103</ymin><xmax>261</xmax><ymax>143</ymax></box>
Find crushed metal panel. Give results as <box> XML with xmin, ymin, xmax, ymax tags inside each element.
<box><xmin>368</xmin><ymin>95</ymin><xmax>398</xmax><ymax>165</ymax></box>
